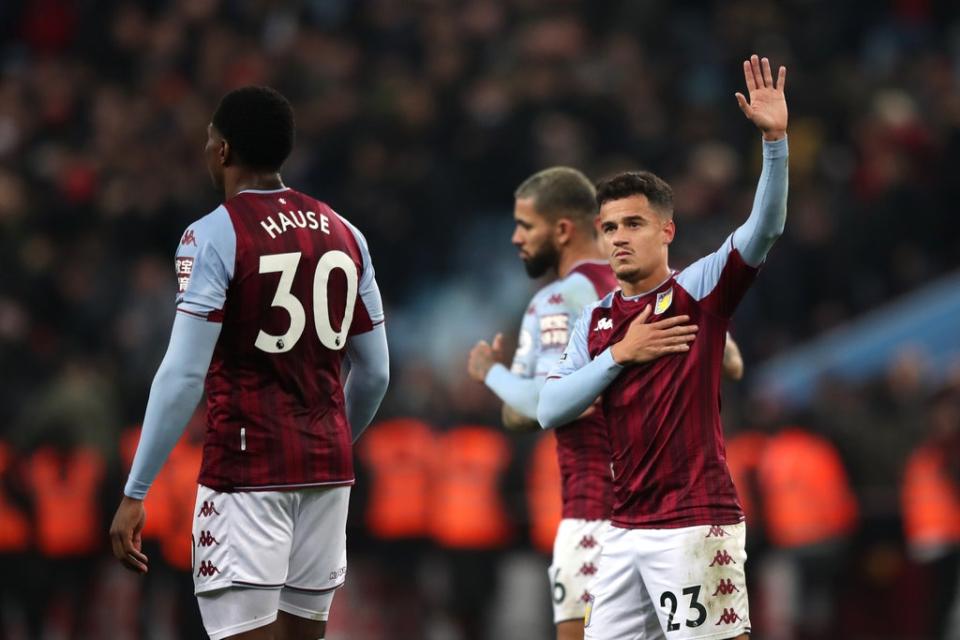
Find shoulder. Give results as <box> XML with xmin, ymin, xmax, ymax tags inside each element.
<box><xmin>329</xmin><ymin>208</ymin><xmax>368</xmax><ymax>246</ymax></box>
<box><xmin>576</xmin><ymin>291</ymin><xmax>616</xmax><ymax>326</ymax></box>
<box><xmin>567</xmin><ymin>260</ymin><xmax>617</xmax><ymax>297</ymax></box>
<box><xmin>179</xmin><ymin>206</ymin><xmax>234</xmax><ymax>254</ymax></box>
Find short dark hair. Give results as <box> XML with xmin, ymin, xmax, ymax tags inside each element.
<box><xmin>212</xmin><ymin>86</ymin><xmax>294</xmax><ymax>172</ymax></box>
<box><xmin>515</xmin><ymin>167</ymin><xmax>598</xmax><ymax>223</ymax></box>
<box><xmin>596</xmin><ymin>171</ymin><xmax>674</xmax><ymax>218</ymax></box>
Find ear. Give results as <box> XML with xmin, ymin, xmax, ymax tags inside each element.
<box><xmin>220</xmin><ymin>139</ymin><xmax>231</xmax><ymax>167</ymax></box>
<box><xmin>554</xmin><ymin>218</ymin><xmax>575</xmax><ymax>247</ymax></box>
<box><xmin>662</xmin><ymin>219</ymin><xmax>676</xmax><ymax>245</ymax></box>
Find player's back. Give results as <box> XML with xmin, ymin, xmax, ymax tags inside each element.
<box><xmin>186</xmin><ymin>188</ymin><xmax>380</xmax><ymax>491</ymax></box>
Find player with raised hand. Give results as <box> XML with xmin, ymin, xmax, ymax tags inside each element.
<box><xmin>109</xmin><ymin>86</ymin><xmax>389</xmax><ymax>640</ymax></box>
<box><xmin>538</xmin><ymin>54</ymin><xmax>788</xmax><ymax>640</ymax></box>
<box><xmin>467</xmin><ymin>167</ymin><xmax>695</xmax><ymax>640</ymax></box>
<box><xmin>467</xmin><ymin>167</ymin><xmax>746</xmax><ymax>640</ymax></box>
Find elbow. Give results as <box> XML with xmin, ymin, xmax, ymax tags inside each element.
<box><xmin>536</xmin><ymin>397</ymin><xmax>559</xmax><ymax>430</ymax></box>
<box><xmin>373</xmin><ymin>367</ymin><xmax>390</xmax><ymax>398</ymax></box>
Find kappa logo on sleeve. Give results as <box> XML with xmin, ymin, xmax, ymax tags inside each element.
<box><xmin>181</xmin><ymin>229</ymin><xmax>198</xmax><ymax>246</ymax></box>
<box><xmin>176</xmin><ymin>257</ymin><xmax>195</xmax><ymax>294</ymax></box>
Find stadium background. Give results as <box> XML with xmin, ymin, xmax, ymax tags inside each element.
<box><xmin>1</xmin><ymin>0</ymin><xmax>960</xmax><ymax>638</ymax></box>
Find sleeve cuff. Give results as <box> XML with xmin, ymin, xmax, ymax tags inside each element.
<box><xmin>484</xmin><ymin>363</ymin><xmax>513</xmax><ymax>391</ymax></box>
<box><xmin>598</xmin><ymin>347</ymin><xmax>624</xmax><ymax>373</ymax></box>
<box><xmin>762</xmin><ymin>135</ymin><xmax>788</xmax><ymax>158</ymax></box>
<box><xmin>124</xmin><ymin>478</ymin><xmax>149</xmax><ymax>500</ymax></box>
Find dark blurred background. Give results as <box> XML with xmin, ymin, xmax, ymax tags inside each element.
<box><xmin>1</xmin><ymin>0</ymin><xmax>960</xmax><ymax>638</ymax></box>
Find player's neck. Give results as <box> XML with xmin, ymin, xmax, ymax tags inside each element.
<box><xmin>556</xmin><ymin>243</ymin><xmax>605</xmax><ymax>279</ymax></box>
<box><xmin>223</xmin><ymin>170</ymin><xmax>286</xmax><ymax>201</ymax></box>
<box><xmin>619</xmin><ymin>263</ymin><xmax>672</xmax><ymax>297</ymax></box>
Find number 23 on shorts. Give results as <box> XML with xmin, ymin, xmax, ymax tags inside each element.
<box><xmin>660</xmin><ymin>585</ymin><xmax>707</xmax><ymax>631</ymax></box>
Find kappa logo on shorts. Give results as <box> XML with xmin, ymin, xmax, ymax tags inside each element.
<box><xmin>576</xmin><ymin>535</ymin><xmax>599</xmax><ymax>549</ymax></box>
<box><xmin>577</xmin><ymin>562</ymin><xmax>598</xmax><ymax>576</ymax></box>
<box><xmin>579</xmin><ymin>590</ymin><xmax>592</xmax><ymax>603</ymax></box>
<box><xmin>715</xmin><ymin>608</ymin><xmax>743</xmax><ymax>625</ymax></box>
<box><xmin>713</xmin><ymin>579</ymin><xmax>740</xmax><ymax>596</ymax></box>
<box><xmin>197</xmin><ymin>531</ymin><xmax>220</xmax><ymax>547</ymax></box>
<box><xmin>709</xmin><ymin>550</ymin><xmax>736</xmax><ymax>567</ymax></box>
<box><xmin>197</xmin><ymin>501</ymin><xmax>220</xmax><ymax>517</ymax></box>
<box><xmin>705</xmin><ymin>525</ymin><xmax>730</xmax><ymax>538</ymax></box>
<box><xmin>196</xmin><ymin>560</ymin><xmax>221</xmax><ymax>577</ymax></box>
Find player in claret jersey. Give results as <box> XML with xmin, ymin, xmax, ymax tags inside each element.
<box><xmin>110</xmin><ymin>87</ymin><xmax>390</xmax><ymax>640</ymax></box>
<box><xmin>539</xmin><ymin>55</ymin><xmax>789</xmax><ymax>640</ymax></box>
<box><xmin>467</xmin><ymin>168</ymin><xmax>742</xmax><ymax>640</ymax></box>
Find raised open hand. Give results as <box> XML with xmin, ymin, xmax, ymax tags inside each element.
<box><xmin>735</xmin><ymin>54</ymin><xmax>787</xmax><ymax>141</ymax></box>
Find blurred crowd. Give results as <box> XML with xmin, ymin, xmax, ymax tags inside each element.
<box><xmin>2</xmin><ymin>0</ymin><xmax>960</xmax><ymax>638</ymax></box>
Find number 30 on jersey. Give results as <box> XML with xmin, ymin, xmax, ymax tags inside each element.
<box><xmin>255</xmin><ymin>250</ymin><xmax>358</xmax><ymax>354</ymax></box>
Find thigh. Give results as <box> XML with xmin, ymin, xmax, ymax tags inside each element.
<box><xmin>278</xmin><ymin>585</ymin><xmax>336</xmax><ymax>622</ymax></box>
<box><xmin>196</xmin><ymin>587</ymin><xmax>280</xmax><ymax>640</ymax></box>
<box><xmin>637</xmin><ymin>522</ymin><xmax>751</xmax><ymax>639</ymax></box>
<box><xmin>584</xmin><ymin>525</ymin><xmax>660</xmax><ymax>640</ymax></box>
<box><xmin>549</xmin><ymin>519</ymin><xmax>606</xmax><ymax>625</ymax></box>
<box><xmin>193</xmin><ymin>485</ymin><xmax>295</xmax><ymax>595</ymax></box>
<box><xmin>285</xmin><ymin>485</ymin><xmax>351</xmax><ymax>591</ymax></box>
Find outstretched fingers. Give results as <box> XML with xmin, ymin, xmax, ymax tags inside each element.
<box><xmin>749</xmin><ymin>54</ymin><xmax>763</xmax><ymax>91</ymax></box>
<box><xmin>761</xmin><ymin>57</ymin><xmax>774</xmax><ymax>87</ymax></box>
<box><xmin>776</xmin><ymin>64</ymin><xmax>787</xmax><ymax>92</ymax></box>
<box><xmin>742</xmin><ymin>59</ymin><xmax>756</xmax><ymax>92</ymax></box>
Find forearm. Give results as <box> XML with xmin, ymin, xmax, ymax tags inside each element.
<box><xmin>732</xmin><ymin>136</ymin><xmax>789</xmax><ymax>266</ymax></box>
<box><xmin>345</xmin><ymin>325</ymin><xmax>390</xmax><ymax>442</ymax></box>
<box><xmin>124</xmin><ymin>315</ymin><xmax>219</xmax><ymax>499</ymax></box>
<box><xmin>538</xmin><ymin>348</ymin><xmax>622</xmax><ymax>429</ymax></box>
<box><xmin>485</xmin><ymin>364</ymin><xmax>542</xmax><ymax>420</ymax></box>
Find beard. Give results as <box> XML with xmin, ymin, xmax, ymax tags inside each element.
<box><xmin>612</xmin><ymin>262</ymin><xmax>643</xmax><ymax>284</ymax></box>
<box><xmin>522</xmin><ymin>242</ymin><xmax>559</xmax><ymax>278</ymax></box>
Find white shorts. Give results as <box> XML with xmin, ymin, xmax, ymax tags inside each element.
<box><xmin>585</xmin><ymin>522</ymin><xmax>750</xmax><ymax>640</ymax></box>
<box><xmin>191</xmin><ymin>484</ymin><xmax>350</xmax><ymax>638</ymax></box>
<box><xmin>549</xmin><ymin>518</ymin><xmax>607</xmax><ymax>624</ymax></box>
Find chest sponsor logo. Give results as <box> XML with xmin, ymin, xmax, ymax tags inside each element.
<box><xmin>593</xmin><ymin>317</ymin><xmax>613</xmax><ymax>332</ymax></box>
<box><xmin>176</xmin><ymin>257</ymin><xmax>194</xmax><ymax>294</ymax></box>
<box><xmin>539</xmin><ymin>314</ymin><xmax>569</xmax><ymax>347</ymax></box>
<box><xmin>655</xmin><ymin>287</ymin><xmax>673</xmax><ymax>315</ymax></box>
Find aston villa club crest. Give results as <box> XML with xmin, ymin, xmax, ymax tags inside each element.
<box><xmin>654</xmin><ymin>287</ymin><xmax>673</xmax><ymax>315</ymax></box>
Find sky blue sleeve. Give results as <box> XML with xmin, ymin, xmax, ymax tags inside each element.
<box><xmin>486</xmin><ymin>274</ymin><xmax>600</xmax><ymax>420</ymax></box>
<box><xmin>731</xmin><ymin>136</ymin><xmax>789</xmax><ymax>267</ymax></box>
<box><xmin>176</xmin><ymin>206</ymin><xmax>235</xmax><ymax>320</ymax></box>
<box><xmin>124</xmin><ymin>313</ymin><xmax>221</xmax><ymax>498</ymax></box>
<box><xmin>675</xmin><ymin>137</ymin><xmax>787</xmax><ymax>314</ymax></box>
<box><xmin>345</xmin><ymin>323</ymin><xmax>390</xmax><ymax>442</ymax></box>
<box><xmin>338</xmin><ymin>213</ymin><xmax>385</xmax><ymax>331</ymax></box>
<box><xmin>538</xmin><ymin>305</ymin><xmax>623</xmax><ymax>429</ymax></box>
